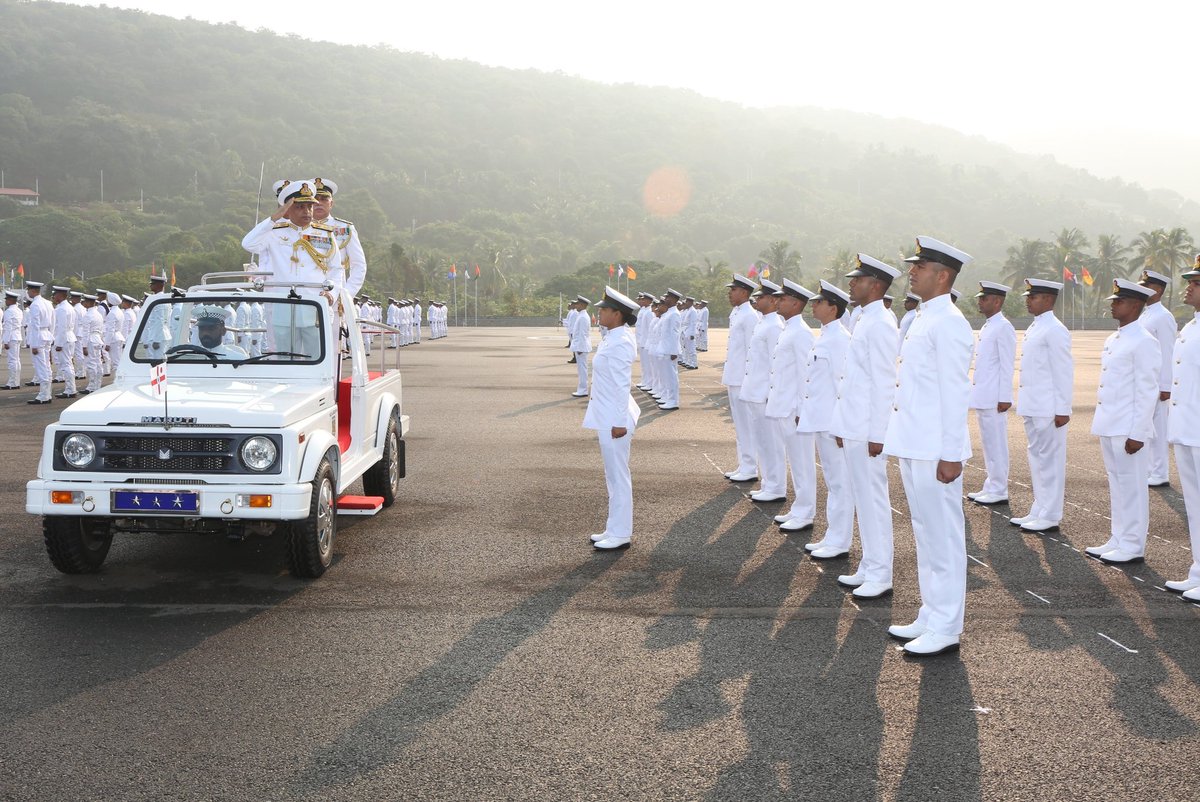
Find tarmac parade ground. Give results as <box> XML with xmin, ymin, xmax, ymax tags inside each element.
<box><xmin>2</xmin><ymin>325</ymin><xmax>1199</xmax><ymax>801</ymax></box>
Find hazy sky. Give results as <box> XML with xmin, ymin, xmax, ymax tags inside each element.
<box><xmin>71</xmin><ymin>1</ymin><xmax>1200</xmax><ymax>198</ymax></box>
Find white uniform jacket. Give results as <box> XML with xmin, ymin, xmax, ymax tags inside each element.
<box><xmin>654</xmin><ymin>306</ymin><xmax>682</xmax><ymax>358</ymax></box>
<box><xmin>1169</xmin><ymin>313</ymin><xmax>1200</xmax><ymax>446</ymax></box>
<box><xmin>884</xmin><ymin>294</ymin><xmax>974</xmax><ymax>462</ymax></box>
<box><xmin>698</xmin><ymin>306</ymin><xmax>709</xmax><ymax>334</ymax></box>
<box><xmin>325</xmin><ymin>216</ymin><xmax>367</xmax><ymax>297</ymax></box>
<box><xmin>797</xmin><ymin>320</ymin><xmax>851</xmax><ymax>434</ymax></box>
<box><xmin>721</xmin><ymin>302</ymin><xmax>760</xmax><ymax>387</ymax></box>
<box><xmin>27</xmin><ymin>295</ymin><xmax>54</xmax><ymax>347</ymax></box>
<box><xmin>1091</xmin><ymin>322</ymin><xmax>1160</xmax><ymax>442</ymax></box>
<box><xmin>583</xmin><ymin>325</ymin><xmax>641</xmax><ymax>432</ymax></box>
<box><xmin>968</xmin><ymin>312</ymin><xmax>1016</xmax><ymax>409</ymax></box>
<box><xmin>569</xmin><ymin>309</ymin><xmax>592</xmax><ymax>353</ymax></box>
<box><xmin>765</xmin><ymin>314</ymin><xmax>815</xmax><ymax>419</ymax></box>
<box><xmin>53</xmin><ymin>301</ymin><xmax>77</xmax><ymax>347</ymax></box>
<box><xmin>898</xmin><ymin>309</ymin><xmax>917</xmax><ymax>341</ymax></box>
<box><xmin>740</xmin><ymin>311</ymin><xmax>784</xmax><ymax>404</ymax></box>
<box><xmin>83</xmin><ymin>306</ymin><xmax>105</xmax><ymax>347</ymax></box>
<box><xmin>830</xmin><ymin>300</ymin><xmax>898</xmax><ymax>443</ymax></box>
<box><xmin>635</xmin><ymin>306</ymin><xmax>652</xmax><ymax>349</ymax></box>
<box><xmin>1016</xmin><ymin>310</ymin><xmax>1073</xmax><ymax>418</ymax></box>
<box><xmin>242</xmin><ymin>217</ymin><xmax>343</xmax><ymax>294</ymax></box>
<box><xmin>1139</xmin><ymin>301</ymin><xmax>1177</xmax><ymax>393</ymax></box>
<box><xmin>3</xmin><ymin>303</ymin><xmax>24</xmax><ymax>345</ymax></box>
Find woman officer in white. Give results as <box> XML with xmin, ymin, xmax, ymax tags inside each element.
<box><xmin>585</xmin><ymin>287</ymin><xmax>642</xmax><ymax>551</ymax></box>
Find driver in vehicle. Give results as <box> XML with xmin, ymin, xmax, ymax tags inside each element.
<box><xmin>193</xmin><ymin>306</ymin><xmax>248</xmax><ymax>358</ymax></box>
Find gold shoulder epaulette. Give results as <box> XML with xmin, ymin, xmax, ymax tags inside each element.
<box><xmin>272</xmin><ymin>221</ymin><xmax>290</xmax><ymax>229</ymax></box>
<box><xmin>334</xmin><ymin>216</ymin><xmax>355</xmax><ymax>227</ymax></box>
<box><xmin>312</xmin><ymin>222</ymin><xmax>334</xmax><ymax>232</ymax></box>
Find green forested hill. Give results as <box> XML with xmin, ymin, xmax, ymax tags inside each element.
<box><xmin>0</xmin><ymin>0</ymin><xmax>1196</xmax><ymax>311</ymax></box>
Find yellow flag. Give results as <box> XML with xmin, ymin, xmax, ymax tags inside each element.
<box><xmin>627</xmin><ymin>266</ymin><xmax>637</xmax><ymax>280</ymax></box>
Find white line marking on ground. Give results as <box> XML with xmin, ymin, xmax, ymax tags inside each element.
<box><xmin>1132</xmin><ymin>576</ymin><xmax>1145</xmax><ymax>582</ymax></box>
<box><xmin>1097</xmin><ymin>632</ymin><xmax>1139</xmax><ymax>654</ymax></box>
<box><xmin>970</xmin><ymin>706</ymin><xmax>992</xmax><ymax>714</ymax></box>
<box><xmin>1154</xmin><ymin>586</ymin><xmax>1167</xmax><ymax>592</ymax></box>
<box><xmin>1026</xmin><ymin>590</ymin><xmax>1051</xmax><ymax>604</ymax></box>
<box><xmin>967</xmin><ymin>555</ymin><xmax>989</xmax><ymax>568</ymax></box>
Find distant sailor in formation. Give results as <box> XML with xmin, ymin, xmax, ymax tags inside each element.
<box><xmin>569</xmin><ymin>295</ymin><xmax>593</xmax><ymax>397</ymax></box>
<box><xmin>3</xmin><ymin>289</ymin><xmax>23</xmax><ymax>390</ymax></box>
<box><xmin>653</xmin><ymin>288</ymin><xmax>683</xmax><ymax>410</ymax></box>
<box><xmin>51</xmin><ymin>285</ymin><xmax>78</xmax><ymax>400</ymax></box>
<box><xmin>696</xmin><ymin>299</ymin><xmax>709</xmax><ymax>352</ymax></box>
<box><xmin>584</xmin><ymin>286</ymin><xmax>642</xmax><ymax>551</ymax></box>
<box><xmin>740</xmin><ymin>280</ymin><xmax>786</xmax><ymax>502</ymax></box>
<box><xmin>722</xmin><ymin>274</ymin><xmax>762</xmax><ymax>482</ymax></box>
<box><xmin>967</xmin><ymin>281</ymin><xmax>1016</xmax><ymax>505</ymax></box>
<box><xmin>765</xmin><ymin>279</ymin><xmax>817</xmax><ymax>528</ymax></box>
<box><xmin>1137</xmin><ymin>269</ymin><xmax>1177</xmax><ymax>486</ymax></box>
<box><xmin>1169</xmin><ymin>260</ymin><xmax>1200</xmax><ymax>600</ymax></box>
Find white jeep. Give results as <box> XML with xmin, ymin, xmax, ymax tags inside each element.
<box><xmin>26</xmin><ymin>274</ymin><xmax>409</xmax><ymax>578</ymax></box>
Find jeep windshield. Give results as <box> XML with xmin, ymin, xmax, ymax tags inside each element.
<box><xmin>128</xmin><ymin>295</ymin><xmax>326</xmax><ymax>365</ymax></box>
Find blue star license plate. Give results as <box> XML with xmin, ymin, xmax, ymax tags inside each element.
<box><xmin>111</xmin><ymin>490</ymin><xmax>200</xmax><ymax>514</ymax></box>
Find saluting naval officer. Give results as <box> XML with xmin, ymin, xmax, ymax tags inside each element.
<box><xmin>1168</xmin><ymin>260</ymin><xmax>1200</xmax><ymax>599</ymax></box>
<box><xmin>569</xmin><ymin>295</ymin><xmax>593</xmax><ymax>397</ymax></box>
<box><xmin>967</xmin><ymin>281</ymin><xmax>1017</xmax><ymax>505</ymax></box>
<box><xmin>1137</xmin><ymin>269</ymin><xmax>1177</xmax><ymax>486</ymax></box>
<box><xmin>1085</xmin><ymin>279</ymin><xmax>1160</xmax><ymax>564</ymax></box>
<box><xmin>766</xmin><ymin>279</ymin><xmax>818</xmax><ymax>527</ymax></box>
<box><xmin>722</xmin><ymin>274</ymin><xmax>763</xmax><ymax>482</ymax></box>
<box><xmin>585</xmin><ymin>286</ymin><xmax>642</xmax><ymax>551</ymax></box>
<box><xmin>1012</xmin><ymin>279</ymin><xmax>1074</xmax><ymax>534</ymax></box>
<box><xmin>741</xmin><ymin>279</ymin><xmax>787</xmax><ymax>501</ymax></box>
<box><xmin>884</xmin><ymin>236</ymin><xmax>975</xmax><ymax>657</ymax></box>
<box><xmin>829</xmin><ymin>255</ymin><xmax>900</xmax><ymax>591</ymax></box>
<box><xmin>654</xmin><ymin>288</ymin><xmax>683</xmax><ymax>410</ymax></box>
<box><xmin>796</xmin><ymin>281</ymin><xmax>853</xmax><ymax>545</ymax></box>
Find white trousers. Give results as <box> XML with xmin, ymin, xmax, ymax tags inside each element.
<box><xmin>745</xmin><ymin>400</ymin><xmax>785</xmax><ymax>495</ymax></box>
<box><xmin>575</xmin><ymin>351</ymin><xmax>589</xmax><ymax>394</ymax></box>
<box><xmin>815</xmin><ymin>431</ymin><xmax>854</xmax><ymax>550</ymax></box>
<box><xmin>636</xmin><ymin>347</ymin><xmax>648</xmax><ymax>387</ymax></box>
<box><xmin>4</xmin><ymin>343</ymin><xmax>21</xmax><ymax>387</ymax></box>
<box><xmin>899</xmin><ymin>457</ymin><xmax>967</xmax><ymax>637</ymax></box>
<box><xmin>1023</xmin><ymin>416</ymin><xmax>1068</xmax><ymax>524</ymax></box>
<box><xmin>657</xmin><ymin>355</ymin><xmax>679</xmax><ymax>406</ymax></box>
<box><xmin>598</xmin><ymin>428</ymin><xmax>634</xmax><ymax>539</ymax></box>
<box><xmin>1147</xmin><ymin>399</ymin><xmax>1170</xmax><ymax>482</ymax></box>
<box><xmin>726</xmin><ymin>384</ymin><xmax>758</xmax><ymax>476</ymax></box>
<box><xmin>1173</xmin><ymin>444</ymin><xmax>1200</xmax><ymax>581</ymax></box>
<box><xmin>84</xmin><ymin>345</ymin><xmax>103</xmax><ymax>392</ymax></box>
<box><xmin>73</xmin><ymin>340</ymin><xmax>85</xmax><ymax>378</ymax></box>
<box><xmin>774</xmin><ymin>418</ymin><xmax>815</xmax><ymax>520</ymax></box>
<box><xmin>841</xmin><ymin>438</ymin><xmax>893</xmax><ymax>583</ymax></box>
<box><xmin>698</xmin><ymin>329</ymin><xmax>708</xmax><ymax>350</ymax></box>
<box><xmin>1099</xmin><ymin>435</ymin><xmax>1149</xmax><ymax>555</ymax></box>
<box><xmin>32</xmin><ymin>345</ymin><xmax>52</xmax><ymax>400</ymax></box>
<box><xmin>973</xmin><ymin>407</ymin><xmax>1010</xmax><ymax>495</ymax></box>
<box><xmin>54</xmin><ymin>347</ymin><xmax>76</xmax><ymax>395</ymax></box>
<box><xmin>683</xmin><ymin>336</ymin><xmax>697</xmax><ymax>366</ymax></box>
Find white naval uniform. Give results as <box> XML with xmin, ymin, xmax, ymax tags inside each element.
<box><xmin>884</xmin><ymin>294</ymin><xmax>974</xmax><ymax>638</ymax></box>
<box><xmin>3</xmin><ymin>301</ymin><xmax>22</xmax><ymax>388</ymax></box>
<box><xmin>634</xmin><ymin>305</ymin><xmax>653</xmax><ymax>386</ymax></box>
<box><xmin>324</xmin><ymin>216</ymin><xmax>367</xmax><ymax>299</ymax></box>
<box><xmin>681</xmin><ymin>306</ymin><xmax>698</xmax><ymax>367</ymax></box>
<box><xmin>829</xmin><ymin>299</ymin><xmax>898</xmax><ymax>584</ymax></box>
<box><xmin>583</xmin><ymin>324</ymin><xmax>641</xmax><ymax>540</ymax></box>
<box><xmin>844</xmin><ymin>304</ymin><xmax>864</xmax><ymax>334</ymax></box>
<box><xmin>898</xmin><ymin>308</ymin><xmax>917</xmax><ymax>342</ymax></box>
<box><xmin>741</xmin><ymin>310</ymin><xmax>786</xmax><ymax>495</ymax></box>
<box><xmin>53</xmin><ymin>299</ymin><xmax>78</xmax><ymax>396</ymax></box>
<box><xmin>969</xmin><ymin>311</ymin><xmax>1016</xmax><ymax>497</ymax></box>
<box><xmin>27</xmin><ymin>295</ymin><xmax>53</xmax><ymax>400</ymax></box>
<box><xmin>104</xmin><ymin>304</ymin><xmax>127</xmax><ymax>371</ymax></box>
<box><xmin>570</xmin><ymin>307</ymin><xmax>593</xmax><ymax>394</ymax></box>
<box><xmin>96</xmin><ymin>303</ymin><xmax>112</xmax><ymax>375</ymax></box>
<box><xmin>82</xmin><ymin>305</ymin><xmax>105</xmax><ymax>392</ymax></box>
<box><xmin>766</xmin><ymin>312</ymin><xmax>816</xmax><ymax>522</ymax></box>
<box><xmin>721</xmin><ymin>301</ymin><xmax>762</xmax><ymax>476</ymax></box>
<box><xmin>1016</xmin><ymin>309</ymin><xmax>1074</xmax><ymax>525</ymax></box>
<box><xmin>357</xmin><ymin>301</ymin><xmax>372</xmax><ymax>355</ymax></box>
<box><xmin>697</xmin><ymin>305</ymin><xmax>709</xmax><ymax>351</ymax></box>
<box><xmin>654</xmin><ymin>305</ymin><xmax>682</xmax><ymax>407</ymax></box>
<box><xmin>413</xmin><ymin>302</ymin><xmax>422</xmax><ymax>343</ymax></box>
<box><xmin>798</xmin><ymin>319</ymin><xmax>853</xmax><ymax>547</ymax></box>
<box><xmin>72</xmin><ymin>301</ymin><xmax>86</xmax><ymax>379</ymax></box>
<box><xmin>1139</xmin><ymin>300</ymin><xmax>1177</xmax><ymax>484</ymax></box>
<box><xmin>1090</xmin><ymin>322</ymin><xmax>1159</xmax><ymax>556</ymax></box>
<box><xmin>643</xmin><ymin>312</ymin><xmax>662</xmax><ymax>395</ymax></box>
<box><xmin>387</xmin><ymin>302</ymin><xmax>400</xmax><ymax>347</ymax></box>
<box><xmin>1169</xmin><ymin>312</ymin><xmax>1200</xmax><ymax>582</ymax></box>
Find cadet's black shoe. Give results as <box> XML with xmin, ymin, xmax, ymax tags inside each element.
<box><xmin>24</xmin><ymin>381</ymin><xmax>37</xmax><ymax>386</ymax></box>
<box><xmin>27</xmin><ymin>398</ymin><xmax>51</xmax><ymax>405</ymax></box>
<box><xmin>56</xmin><ymin>393</ymin><xmax>77</xmax><ymax>399</ymax></box>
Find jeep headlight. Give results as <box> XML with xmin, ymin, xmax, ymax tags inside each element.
<box><xmin>240</xmin><ymin>436</ymin><xmax>278</xmax><ymax>472</ymax></box>
<box><xmin>62</xmin><ymin>434</ymin><xmax>96</xmax><ymax>468</ymax></box>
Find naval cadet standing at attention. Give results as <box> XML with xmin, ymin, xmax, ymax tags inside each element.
<box><xmin>722</xmin><ymin>274</ymin><xmax>763</xmax><ymax>482</ymax></box>
<box><xmin>1168</xmin><ymin>260</ymin><xmax>1200</xmax><ymax>600</ymax></box>
<box><xmin>967</xmin><ymin>281</ymin><xmax>1017</xmax><ymax>505</ymax></box>
<box><xmin>570</xmin><ymin>295</ymin><xmax>593</xmax><ymax>397</ymax></box>
<box><xmin>1137</xmin><ymin>269</ymin><xmax>1177</xmax><ymax>487</ymax></box>
<box><xmin>885</xmin><ymin>236</ymin><xmax>975</xmax><ymax>657</ymax></box>
<box><xmin>1085</xmin><ymin>279</ymin><xmax>1160</xmax><ymax>564</ymax></box>
<box><xmin>585</xmin><ymin>287</ymin><xmax>642</xmax><ymax>551</ymax></box>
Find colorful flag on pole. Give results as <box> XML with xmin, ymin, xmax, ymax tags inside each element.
<box><xmin>608</xmin><ymin>264</ymin><xmax>615</xmax><ymax>277</ymax></box>
<box><xmin>16</xmin><ymin>263</ymin><xmax>24</xmax><ymax>277</ymax></box>
<box><xmin>747</xmin><ymin>265</ymin><xmax>758</xmax><ymax>278</ymax></box>
<box><xmin>473</xmin><ymin>264</ymin><xmax>480</xmax><ymax>278</ymax></box>
<box><xmin>170</xmin><ymin>264</ymin><xmax>176</xmax><ymax>286</ymax></box>
<box><xmin>626</xmin><ymin>266</ymin><xmax>637</xmax><ymax>280</ymax></box>
<box><xmin>1081</xmin><ymin>267</ymin><xmax>1094</xmax><ymax>286</ymax></box>
<box><xmin>449</xmin><ymin>263</ymin><xmax>457</xmax><ymax>278</ymax></box>
<box><xmin>761</xmin><ymin>266</ymin><xmax>771</xmax><ymax>279</ymax></box>
<box><xmin>1063</xmin><ymin>266</ymin><xmax>1076</xmax><ymax>284</ymax></box>
<box><xmin>150</xmin><ymin>363</ymin><xmax>167</xmax><ymax>398</ymax></box>
<box><xmin>617</xmin><ymin>265</ymin><xmax>625</xmax><ymax>278</ymax></box>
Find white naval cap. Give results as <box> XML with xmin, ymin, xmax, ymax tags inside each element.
<box><xmin>904</xmin><ymin>235</ymin><xmax>974</xmax><ymax>271</ymax></box>
<box><xmin>51</xmin><ymin>285</ymin><xmax>71</xmax><ymax>293</ymax></box>
<box><xmin>4</xmin><ymin>290</ymin><xmax>19</xmax><ymax>299</ymax></box>
<box><xmin>976</xmin><ymin>281</ymin><xmax>1012</xmax><ymax>297</ymax></box>
<box><xmin>663</xmin><ymin>287</ymin><xmax>682</xmax><ymax>300</ymax></box>
<box><xmin>314</xmin><ymin>177</ymin><xmax>338</xmax><ymax>197</ymax></box>
<box><xmin>950</xmin><ymin>288</ymin><xmax>962</xmax><ymax>302</ymax></box>
<box><xmin>193</xmin><ymin>305</ymin><xmax>228</xmax><ymax>323</ymax></box>
<box><xmin>781</xmin><ymin>278</ymin><xmax>817</xmax><ymax>301</ymax></box>
<box><xmin>150</xmin><ymin>272</ymin><xmax>167</xmax><ymax>283</ymax></box>
<box><xmin>846</xmin><ymin>253</ymin><xmax>901</xmax><ymax>284</ymax></box>
<box><xmin>1185</xmin><ymin>256</ymin><xmax>1200</xmax><ymax>281</ymax></box>
<box><xmin>272</xmin><ymin>179</ymin><xmax>288</xmax><ymax>197</ymax></box>
<box><xmin>25</xmin><ymin>280</ymin><xmax>44</xmax><ymax>289</ymax></box>
<box><xmin>575</xmin><ymin>295</ymin><xmax>591</xmax><ymax>306</ymax></box>
<box><xmin>1023</xmin><ymin>278</ymin><xmax>1064</xmax><ymax>296</ymax></box>
<box><xmin>120</xmin><ymin>294</ymin><xmax>137</xmax><ymax>303</ymax></box>
<box><xmin>817</xmin><ymin>279</ymin><xmax>850</xmax><ymax>306</ymax></box>
<box><xmin>278</xmin><ymin>179</ymin><xmax>318</xmax><ymax>204</ymax></box>
<box><xmin>905</xmin><ymin>291</ymin><xmax>921</xmax><ymax>303</ymax></box>
<box><xmin>1107</xmin><ymin>277</ymin><xmax>1155</xmax><ymax>301</ymax></box>
<box><xmin>725</xmin><ymin>274</ymin><xmax>757</xmax><ymax>292</ymax></box>
<box><xmin>758</xmin><ymin>278</ymin><xmax>782</xmax><ymax>296</ymax></box>
<box><xmin>596</xmin><ymin>285</ymin><xmax>639</xmax><ymax>317</ymax></box>
<box><xmin>1139</xmin><ymin>269</ymin><xmax>1170</xmax><ymax>287</ymax></box>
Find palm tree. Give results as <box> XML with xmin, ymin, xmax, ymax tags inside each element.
<box><xmin>1000</xmin><ymin>239</ymin><xmax>1048</xmax><ymax>288</ymax></box>
<box><xmin>701</xmin><ymin>255</ymin><xmax>729</xmax><ymax>277</ymax></box>
<box><xmin>1161</xmin><ymin>226</ymin><xmax>1195</xmax><ymax>286</ymax></box>
<box><xmin>1051</xmin><ymin>227</ymin><xmax>1090</xmax><ymax>283</ymax></box>
<box><xmin>759</xmin><ymin>240</ymin><xmax>802</xmax><ymax>282</ymax></box>
<box><xmin>1130</xmin><ymin>229</ymin><xmax>1166</xmax><ymax>278</ymax></box>
<box><xmin>1088</xmin><ymin>235</ymin><xmax>1131</xmax><ymax>313</ymax></box>
<box><xmin>826</xmin><ymin>249</ymin><xmax>857</xmax><ymax>282</ymax></box>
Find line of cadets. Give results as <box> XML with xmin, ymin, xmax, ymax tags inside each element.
<box><xmin>574</xmin><ymin>235</ymin><xmax>1200</xmax><ymax>657</ymax></box>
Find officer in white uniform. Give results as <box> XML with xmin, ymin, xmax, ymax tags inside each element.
<box><xmin>1169</xmin><ymin>261</ymin><xmax>1200</xmax><ymax>599</ymax></box>
<box><xmin>680</xmin><ymin>296</ymin><xmax>698</xmax><ymax>368</ymax></box>
<box><xmin>766</xmin><ymin>280</ymin><xmax>818</xmax><ymax>526</ymax></box>
<box><xmin>829</xmin><ymin>255</ymin><xmax>900</xmax><ymax>589</ymax></box>
<box><xmin>642</xmin><ymin>297</ymin><xmax>664</xmax><ymax>399</ymax></box>
<box><xmin>70</xmin><ymin>291</ymin><xmax>86</xmax><ymax>380</ymax></box>
<box><xmin>882</xmin><ymin>294</ymin><xmax>899</xmax><ymax>328</ymax></box>
<box><xmin>722</xmin><ymin>275</ymin><xmax>763</xmax><ymax>481</ymax></box>
<box><xmin>844</xmin><ymin>302</ymin><xmax>863</xmax><ymax>334</ymax></box>
<box><xmin>1137</xmin><ymin>269</ymin><xmax>1177</xmax><ymax>486</ymax></box>
<box><xmin>967</xmin><ymin>281</ymin><xmax>1017</xmax><ymax>505</ymax></box>
<box><xmin>585</xmin><ymin>287</ymin><xmax>642</xmax><ymax>551</ymax></box>
<box><xmin>103</xmin><ymin>292</ymin><xmax>128</xmax><ymax>372</ymax></box>
<box><xmin>1012</xmin><ymin>279</ymin><xmax>1074</xmax><ymax>533</ymax></box>
<box><xmin>79</xmin><ymin>294</ymin><xmax>105</xmax><ymax>394</ymax></box>
<box><xmin>1085</xmin><ymin>279</ymin><xmax>1160</xmax><ymax>563</ymax></box>
<box><xmin>633</xmin><ymin>293</ymin><xmax>654</xmax><ymax>389</ymax></box>
<box><xmin>654</xmin><ymin>288</ymin><xmax>683</xmax><ymax>410</ymax></box>
<box><xmin>2</xmin><ymin>289</ymin><xmax>22</xmax><ymax>389</ymax></box>
<box><xmin>741</xmin><ymin>279</ymin><xmax>787</xmax><ymax>501</ymax></box>
<box><xmin>697</xmin><ymin>300</ymin><xmax>710</xmax><ymax>351</ymax></box>
<box><xmin>386</xmin><ymin>298</ymin><xmax>399</xmax><ymax>347</ymax></box>
<box><xmin>412</xmin><ymin>298</ymin><xmax>423</xmax><ymax>343</ymax></box>
<box><xmin>94</xmin><ymin>288</ymin><xmax>112</xmax><ymax>376</ymax></box>
<box><xmin>570</xmin><ymin>295</ymin><xmax>593</xmax><ymax>397</ymax></box>
<box><xmin>898</xmin><ymin>292</ymin><xmax>920</xmax><ymax>341</ymax></box>
<box><xmin>797</xmin><ymin>281</ymin><xmax>853</xmax><ymax>544</ymax></box>
<box><xmin>312</xmin><ymin>178</ymin><xmax>367</xmax><ymax>298</ymax></box>
<box><xmin>885</xmin><ymin>236</ymin><xmax>975</xmax><ymax>657</ymax></box>
<box><xmin>50</xmin><ymin>286</ymin><xmax>78</xmax><ymax>399</ymax></box>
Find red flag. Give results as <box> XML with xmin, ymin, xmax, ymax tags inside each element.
<box><xmin>16</xmin><ymin>263</ymin><xmax>24</xmax><ymax>277</ymax></box>
<box><xmin>473</xmin><ymin>264</ymin><xmax>480</xmax><ymax>277</ymax></box>
<box><xmin>1081</xmin><ymin>267</ymin><xmax>1094</xmax><ymax>286</ymax></box>
<box><xmin>151</xmin><ymin>261</ymin><xmax>156</xmax><ymax>276</ymax></box>
<box><xmin>747</xmin><ymin>265</ymin><xmax>758</xmax><ymax>278</ymax></box>
<box><xmin>1063</xmin><ymin>266</ymin><xmax>1076</xmax><ymax>284</ymax></box>
<box><xmin>171</xmin><ymin>264</ymin><xmax>177</xmax><ymax>286</ymax></box>
<box><xmin>608</xmin><ymin>264</ymin><xmax>615</xmax><ymax>277</ymax></box>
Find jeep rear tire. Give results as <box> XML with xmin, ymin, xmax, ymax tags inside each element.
<box><xmin>361</xmin><ymin>412</ymin><xmax>401</xmax><ymax>507</ymax></box>
<box><xmin>44</xmin><ymin>516</ymin><xmax>113</xmax><ymax>574</ymax></box>
<box><xmin>287</xmin><ymin>458</ymin><xmax>336</xmax><ymax>578</ymax></box>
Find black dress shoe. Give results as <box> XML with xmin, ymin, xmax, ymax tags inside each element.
<box><xmin>24</xmin><ymin>381</ymin><xmax>37</xmax><ymax>386</ymax></box>
<box><xmin>27</xmin><ymin>398</ymin><xmax>51</xmax><ymax>405</ymax></box>
<box><xmin>567</xmin><ymin>357</ymin><xmax>577</xmax><ymax>364</ymax></box>
<box><xmin>78</xmin><ymin>389</ymin><xmax>91</xmax><ymax>395</ymax></box>
<box><xmin>55</xmin><ymin>393</ymin><xmax>77</xmax><ymax>399</ymax></box>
